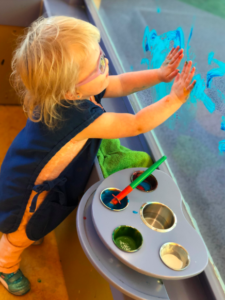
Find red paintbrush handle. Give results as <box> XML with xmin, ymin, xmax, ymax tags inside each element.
<box><xmin>116</xmin><ymin>185</ymin><xmax>133</xmax><ymax>201</ymax></box>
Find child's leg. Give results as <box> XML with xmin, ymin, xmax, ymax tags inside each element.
<box><xmin>0</xmin><ymin>140</ymin><xmax>80</xmax><ymax>274</ymax></box>
<box><xmin>0</xmin><ymin>190</ymin><xmax>49</xmax><ymax>274</ymax></box>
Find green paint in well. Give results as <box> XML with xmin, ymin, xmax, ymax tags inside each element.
<box><xmin>114</xmin><ymin>236</ymin><xmax>137</xmax><ymax>252</ymax></box>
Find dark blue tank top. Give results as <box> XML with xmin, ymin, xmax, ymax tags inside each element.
<box><xmin>0</xmin><ymin>89</ymin><xmax>106</xmax><ymax>240</ymax></box>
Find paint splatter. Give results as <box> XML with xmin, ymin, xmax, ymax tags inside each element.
<box><xmin>219</xmin><ymin>140</ymin><xmax>225</xmax><ymax>153</ymax></box>
<box><xmin>83</xmin><ymin>216</ymin><xmax>86</xmax><ymax>220</ymax></box>
<box><xmin>221</xmin><ymin>116</ymin><xmax>225</xmax><ymax>130</ymax></box>
<box><xmin>207</xmin><ymin>52</ymin><xmax>225</xmax><ymax>88</ymax></box>
<box><xmin>155</xmin><ymin>0</ymin><xmax>161</xmax><ymax>13</ymax></box>
<box><xmin>133</xmin><ymin>211</ymin><xmax>138</xmax><ymax>214</ymax></box>
<box><xmin>192</xmin><ymin>74</ymin><xmax>215</xmax><ymax>113</ymax></box>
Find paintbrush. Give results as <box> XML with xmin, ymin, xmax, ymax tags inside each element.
<box><xmin>109</xmin><ymin>156</ymin><xmax>167</xmax><ymax>205</ymax></box>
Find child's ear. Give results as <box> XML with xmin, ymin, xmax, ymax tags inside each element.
<box><xmin>65</xmin><ymin>91</ymin><xmax>81</xmax><ymax>100</ymax></box>
<box><xmin>65</xmin><ymin>91</ymin><xmax>74</xmax><ymax>100</ymax></box>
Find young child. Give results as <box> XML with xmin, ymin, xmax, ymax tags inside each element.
<box><xmin>0</xmin><ymin>16</ymin><xmax>196</xmax><ymax>295</ymax></box>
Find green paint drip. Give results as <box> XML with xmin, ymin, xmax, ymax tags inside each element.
<box><xmin>115</xmin><ymin>236</ymin><xmax>137</xmax><ymax>252</ymax></box>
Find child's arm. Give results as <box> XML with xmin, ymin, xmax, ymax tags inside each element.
<box><xmin>74</xmin><ymin>61</ymin><xmax>195</xmax><ymax>142</ymax></box>
<box><xmin>104</xmin><ymin>46</ymin><xmax>183</xmax><ymax>98</ymax></box>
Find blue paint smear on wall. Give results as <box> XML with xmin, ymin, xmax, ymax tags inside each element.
<box><xmin>155</xmin><ymin>0</ymin><xmax>161</xmax><ymax>13</ymax></box>
<box><xmin>140</xmin><ymin>25</ymin><xmax>225</xmax><ymax>153</ymax></box>
<box><xmin>186</xmin><ymin>26</ymin><xmax>193</xmax><ymax>61</ymax></box>
<box><xmin>221</xmin><ymin>116</ymin><xmax>225</xmax><ymax>131</ymax></box>
<box><xmin>219</xmin><ymin>140</ymin><xmax>225</xmax><ymax>153</ymax></box>
<box><xmin>140</xmin><ymin>25</ymin><xmax>221</xmax><ymax>130</ymax></box>
<box><xmin>207</xmin><ymin>52</ymin><xmax>225</xmax><ymax>88</ymax></box>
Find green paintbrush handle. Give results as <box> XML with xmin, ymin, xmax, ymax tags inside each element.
<box><xmin>130</xmin><ymin>156</ymin><xmax>167</xmax><ymax>189</ymax></box>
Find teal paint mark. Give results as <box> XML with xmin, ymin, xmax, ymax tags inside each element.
<box><xmin>207</xmin><ymin>52</ymin><xmax>225</xmax><ymax>88</ymax></box>
<box><xmin>186</xmin><ymin>22</ymin><xmax>196</xmax><ymax>62</ymax></box>
<box><xmin>155</xmin><ymin>0</ymin><xmax>161</xmax><ymax>13</ymax></box>
<box><xmin>208</xmin><ymin>52</ymin><xmax>214</xmax><ymax>64</ymax></box>
<box><xmin>216</xmin><ymin>89</ymin><xmax>225</xmax><ymax>105</ymax></box>
<box><xmin>133</xmin><ymin>211</ymin><xmax>138</xmax><ymax>214</ymax></box>
<box><xmin>141</xmin><ymin>58</ymin><xmax>150</xmax><ymax>69</ymax></box>
<box><xmin>142</xmin><ymin>26</ymin><xmax>184</xmax><ymax>56</ymax></box>
<box><xmin>186</xmin><ymin>26</ymin><xmax>193</xmax><ymax>61</ymax></box>
<box><xmin>221</xmin><ymin>116</ymin><xmax>225</xmax><ymax>131</ymax></box>
<box><xmin>192</xmin><ymin>74</ymin><xmax>216</xmax><ymax>113</ymax></box>
<box><xmin>130</xmin><ymin>65</ymin><xmax>134</xmax><ymax>71</ymax></box>
<box><xmin>219</xmin><ymin>140</ymin><xmax>225</xmax><ymax>153</ymax></box>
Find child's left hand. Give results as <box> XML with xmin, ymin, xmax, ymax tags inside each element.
<box><xmin>158</xmin><ymin>46</ymin><xmax>184</xmax><ymax>83</ymax></box>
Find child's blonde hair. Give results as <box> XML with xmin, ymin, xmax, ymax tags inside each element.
<box><xmin>10</xmin><ymin>15</ymin><xmax>101</xmax><ymax>128</ymax></box>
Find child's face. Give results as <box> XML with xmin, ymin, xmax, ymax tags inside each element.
<box><xmin>66</xmin><ymin>41</ymin><xmax>109</xmax><ymax>100</ymax></box>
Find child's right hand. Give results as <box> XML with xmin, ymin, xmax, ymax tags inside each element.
<box><xmin>170</xmin><ymin>60</ymin><xmax>196</xmax><ymax>104</ymax></box>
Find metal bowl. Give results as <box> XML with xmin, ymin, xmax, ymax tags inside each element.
<box><xmin>130</xmin><ymin>171</ymin><xmax>158</xmax><ymax>192</ymax></box>
<box><xmin>160</xmin><ymin>242</ymin><xmax>190</xmax><ymax>271</ymax></box>
<box><xmin>112</xmin><ymin>225</ymin><xmax>143</xmax><ymax>253</ymax></box>
<box><xmin>140</xmin><ymin>202</ymin><xmax>177</xmax><ymax>232</ymax></box>
<box><xmin>100</xmin><ymin>188</ymin><xmax>129</xmax><ymax>211</ymax></box>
